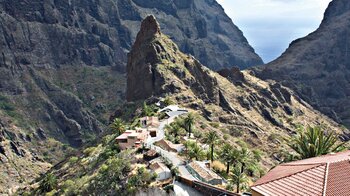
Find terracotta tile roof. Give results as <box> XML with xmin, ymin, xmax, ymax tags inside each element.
<box><xmin>254</xmin><ymin>164</ymin><xmax>321</xmax><ymax>186</ymax></box>
<box><xmin>326</xmin><ymin>160</ymin><xmax>350</xmax><ymax>196</ymax></box>
<box><xmin>283</xmin><ymin>150</ymin><xmax>350</xmax><ymax>165</ymax></box>
<box><xmin>252</xmin><ymin>150</ymin><xmax>350</xmax><ymax>196</ymax></box>
<box><xmin>150</xmin><ymin>162</ymin><xmax>170</xmax><ymax>174</ymax></box>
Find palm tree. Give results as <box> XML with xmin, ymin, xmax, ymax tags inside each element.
<box><xmin>204</xmin><ymin>130</ymin><xmax>219</xmax><ymax>162</ymax></box>
<box><xmin>142</xmin><ymin>102</ymin><xmax>155</xmax><ymax>116</ymax></box>
<box><xmin>237</xmin><ymin>147</ymin><xmax>252</xmax><ymax>173</ymax></box>
<box><xmin>164</xmin><ymin>120</ymin><xmax>185</xmax><ymax>144</ymax></box>
<box><xmin>289</xmin><ymin>126</ymin><xmax>345</xmax><ymax>159</ymax></box>
<box><xmin>184</xmin><ymin>113</ymin><xmax>195</xmax><ymax>138</ymax></box>
<box><xmin>185</xmin><ymin>141</ymin><xmax>204</xmax><ymax>161</ymax></box>
<box><xmin>220</xmin><ymin>144</ymin><xmax>239</xmax><ymax>174</ymax></box>
<box><xmin>230</xmin><ymin>164</ymin><xmax>249</xmax><ymax>194</ymax></box>
<box><xmin>191</xmin><ymin>144</ymin><xmax>205</xmax><ymax>161</ymax></box>
<box><xmin>110</xmin><ymin>118</ymin><xmax>125</xmax><ymax>135</ymax></box>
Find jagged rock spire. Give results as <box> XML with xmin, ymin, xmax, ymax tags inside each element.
<box><xmin>134</xmin><ymin>15</ymin><xmax>161</xmax><ymax>44</ymax></box>
<box><xmin>126</xmin><ymin>15</ymin><xmax>163</xmax><ymax>102</ymax></box>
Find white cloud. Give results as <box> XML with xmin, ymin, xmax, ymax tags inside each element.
<box><xmin>217</xmin><ymin>0</ymin><xmax>332</xmax><ymax>63</ymax></box>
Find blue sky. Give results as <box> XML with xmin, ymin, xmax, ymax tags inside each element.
<box><xmin>217</xmin><ymin>0</ymin><xmax>332</xmax><ymax>63</ymax></box>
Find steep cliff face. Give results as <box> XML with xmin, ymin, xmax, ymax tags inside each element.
<box><xmin>0</xmin><ymin>0</ymin><xmax>261</xmax><ymax>72</ymax></box>
<box><xmin>253</xmin><ymin>0</ymin><xmax>350</xmax><ymax>127</ymax></box>
<box><xmin>127</xmin><ymin>16</ymin><xmax>347</xmax><ymax>157</ymax></box>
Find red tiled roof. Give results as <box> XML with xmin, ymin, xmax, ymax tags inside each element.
<box><xmin>254</xmin><ymin>163</ymin><xmax>321</xmax><ymax>186</ymax></box>
<box><xmin>252</xmin><ymin>150</ymin><xmax>350</xmax><ymax>196</ymax></box>
<box><xmin>326</xmin><ymin>160</ymin><xmax>350</xmax><ymax>196</ymax></box>
<box><xmin>283</xmin><ymin>150</ymin><xmax>350</xmax><ymax>165</ymax></box>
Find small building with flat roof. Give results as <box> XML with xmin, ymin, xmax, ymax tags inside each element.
<box><xmin>140</xmin><ymin>116</ymin><xmax>160</xmax><ymax>128</ymax></box>
<box><xmin>116</xmin><ymin>129</ymin><xmax>148</xmax><ymax>150</ymax></box>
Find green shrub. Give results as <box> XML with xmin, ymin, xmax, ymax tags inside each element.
<box><xmin>39</xmin><ymin>173</ymin><xmax>57</xmax><ymax>193</ymax></box>
<box><xmin>69</xmin><ymin>156</ymin><xmax>79</xmax><ymax>164</ymax></box>
<box><xmin>223</xmin><ymin>134</ymin><xmax>229</xmax><ymax>140</ymax></box>
<box><xmin>0</xmin><ymin>95</ymin><xmax>15</xmax><ymax>111</ymax></box>
<box><xmin>83</xmin><ymin>147</ymin><xmax>96</xmax><ymax>156</ymax></box>
<box><xmin>200</xmin><ymin>124</ymin><xmax>207</xmax><ymax>129</ymax></box>
<box><xmin>92</xmin><ymin>156</ymin><xmax>131</xmax><ymax>192</ymax></box>
<box><xmin>127</xmin><ymin>167</ymin><xmax>155</xmax><ymax>193</ymax></box>
<box><xmin>62</xmin><ymin>180</ymin><xmax>77</xmax><ymax>195</ymax></box>
<box><xmin>163</xmin><ymin>96</ymin><xmax>175</xmax><ymax>106</ymax></box>
<box><xmin>229</xmin><ymin>127</ymin><xmax>243</xmax><ymax>137</ymax></box>
<box><xmin>226</xmin><ymin>182</ymin><xmax>234</xmax><ymax>191</ymax></box>
<box><xmin>99</xmin><ymin>143</ymin><xmax>120</xmax><ymax>161</ymax></box>
<box><xmin>45</xmin><ymin>190</ymin><xmax>57</xmax><ymax>196</ymax></box>
<box><xmin>0</xmin><ymin>95</ymin><xmax>20</xmax><ymax>118</ymax></box>
<box><xmin>209</xmin><ymin>122</ymin><xmax>220</xmax><ymax>128</ymax></box>
<box><xmin>193</xmin><ymin>129</ymin><xmax>203</xmax><ymax>139</ymax></box>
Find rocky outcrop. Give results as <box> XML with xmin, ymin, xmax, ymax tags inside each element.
<box><xmin>127</xmin><ymin>15</ymin><xmax>220</xmax><ymax>103</ymax></box>
<box><xmin>218</xmin><ymin>67</ymin><xmax>245</xmax><ymax>85</ymax></box>
<box><xmin>253</xmin><ymin>0</ymin><xmax>350</xmax><ymax>127</ymax></box>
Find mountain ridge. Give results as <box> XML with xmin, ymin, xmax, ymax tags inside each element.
<box><xmin>252</xmin><ymin>0</ymin><xmax>350</xmax><ymax>128</ymax></box>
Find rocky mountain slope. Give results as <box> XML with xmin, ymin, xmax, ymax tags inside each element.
<box><xmin>126</xmin><ymin>15</ymin><xmax>347</xmax><ymax>158</ymax></box>
<box><xmin>0</xmin><ymin>0</ymin><xmax>262</xmax><ymax>191</ymax></box>
<box><xmin>21</xmin><ymin>16</ymin><xmax>348</xmax><ymax>196</ymax></box>
<box><xmin>0</xmin><ymin>0</ymin><xmax>261</xmax><ymax>72</ymax></box>
<box><xmin>252</xmin><ymin>0</ymin><xmax>350</xmax><ymax>127</ymax></box>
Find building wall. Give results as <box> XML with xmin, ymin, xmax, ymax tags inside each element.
<box><xmin>116</xmin><ymin>139</ymin><xmax>129</xmax><ymax>150</ymax></box>
<box><xmin>157</xmin><ymin>170</ymin><xmax>172</xmax><ymax>181</ymax></box>
<box><xmin>252</xmin><ymin>190</ymin><xmax>264</xmax><ymax>196</ymax></box>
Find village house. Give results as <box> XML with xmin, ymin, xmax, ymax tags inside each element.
<box><xmin>187</xmin><ymin>161</ymin><xmax>223</xmax><ymax>185</ymax></box>
<box><xmin>155</xmin><ymin>139</ymin><xmax>184</xmax><ymax>153</ymax></box>
<box><xmin>149</xmin><ymin>160</ymin><xmax>172</xmax><ymax>181</ymax></box>
<box><xmin>140</xmin><ymin>116</ymin><xmax>159</xmax><ymax>137</ymax></box>
<box><xmin>140</xmin><ymin>116</ymin><xmax>159</xmax><ymax>128</ymax></box>
<box><xmin>115</xmin><ymin>129</ymin><xmax>148</xmax><ymax>150</ymax></box>
<box><xmin>251</xmin><ymin>150</ymin><xmax>350</xmax><ymax>196</ymax></box>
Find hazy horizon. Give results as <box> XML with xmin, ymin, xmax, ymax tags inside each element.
<box><xmin>217</xmin><ymin>0</ymin><xmax>332</xmax><ymax>63</ymax></box>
